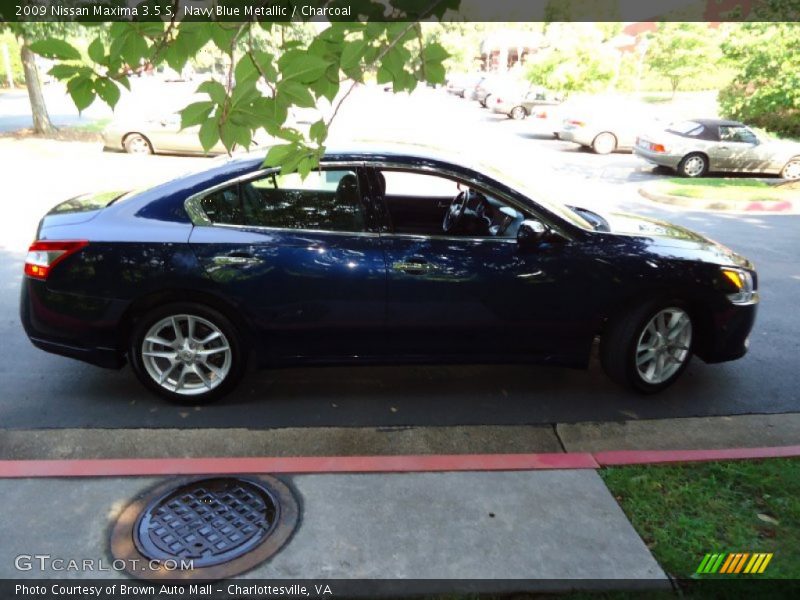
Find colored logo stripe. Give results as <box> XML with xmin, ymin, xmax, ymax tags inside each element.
<box><xmin>697</xmin><ymin>553</ymin><xmax>773</xmax><ymax>574</ymax></box>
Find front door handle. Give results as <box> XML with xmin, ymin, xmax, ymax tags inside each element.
<box><xmin>212</xmin><ymin>252</ymin><xmax>262</xmax><ymax>266</ymax></box>
<box><xmin>392</xmin><ymin>260</ymin><xmax>436</xmax><ymax>275</ymax></box>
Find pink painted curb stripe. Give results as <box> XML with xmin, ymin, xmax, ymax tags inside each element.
<box><xmin>1</xmin><ymin>445</ymin><xmax>798</xmax><ymax>478</ymax></box>
<box><xmin>0</xmin><ymin>452</ymin><xmax>599</xmax><ymax>478</ymax></box>
<box><xmin>595</xmin><ymin>445</ymin><xmax>800</xmax><ymax>466</ymax></box>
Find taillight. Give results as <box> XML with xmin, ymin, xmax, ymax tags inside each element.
<box><xmin>651</xmin><ymin>143</ymin><xmax>666</xmax><ymax>153</ymax></box>
<box><xmin>568</xmin><ymin>119</ymin><xmax>585</xmax><ymax>127</ymax></box>
<box><xmin>536</xmin><ymin>111</ymin><xmax>547</xmax><ymax>118</ymax></box>
<box><xmin>495</xmin><ymin>97</ymin><xmax>502</xmax><ymax>103</ymax></box>
<box><xmin>24</xmin><ymin>240</ymin><xmax>88</xmax><ymax>280</ymax></box>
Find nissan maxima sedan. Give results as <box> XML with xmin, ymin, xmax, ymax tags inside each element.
<box><xmin>21</xmin><ymin>144</ymin><xmax>758</xmax><ymax>403</ymax></box>
<box><xmin>634</xmin><ymin>119</ymin><xmax>800</xmax><ymax>179</ymax></box>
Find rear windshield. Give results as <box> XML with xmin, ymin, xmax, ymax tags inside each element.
<box><xmin>667</xmin><ymin>121</ymin><xmax>705</xmax><ymax>137</ymax></box>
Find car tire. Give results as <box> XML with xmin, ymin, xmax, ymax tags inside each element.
<box><xmin>600</xmin><ymin>300</ymin><xmax>694</xmax><ymax>394</ymax></box>
<box><xmin>123</xmin><ymin>133</ymin><xmax>153</xmax><ymax>155</ymax></box>
<box><xmin>509</xmin><ymin>106</ymin><xmax>527</xmax><ymax>120</ymax></box>
<box><xmin>781</xmin><ymin>156</ymin><xmax>800</xmax><ymax>180</ymax></box>
<box><xmin>592</xmin><ymin>132</ymin><xmax>617</xmax><ymax>155</ymax></box>
<box><xmin>677</xmin><ymin>153</ymin><xmax>709</xmax><ymax>178</ymax></box>
<box><xmin>129</xmin><ymin>302</ymin><xmax>246</xmax><ymax>404</ymax></box>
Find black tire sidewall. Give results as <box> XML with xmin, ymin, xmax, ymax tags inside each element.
<box><xmin>602</xmin><ymin>299</ymin><xmax>694</xmax><ymax>394</ymax></box>
<box><xmin>128</xmin><ymin>302</ymin><xmax>246</xmax><ymax>404</ymax></box>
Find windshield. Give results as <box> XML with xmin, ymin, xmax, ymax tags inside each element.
<box><xmin>477</xmin><ymin>161</ymin><xmax>594</xmax><ymax>231</ymax></box>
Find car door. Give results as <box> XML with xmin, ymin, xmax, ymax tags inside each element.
<box><xmin>188</xmin><ymin>166</ymin><xmax>387</xmax><ymax>361</ymax></box>
<box><xmin>713</xmin><ymin>125</ymin><xmax>768</xmax><ymax>171</ymax></box>
<box><xmin>367</xmin><ymin>166</ymin><xmax>597</xmax><ymax>363</ymax></box>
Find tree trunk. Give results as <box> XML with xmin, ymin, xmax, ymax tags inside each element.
<box><xmin>20</xmin><ymin>39</ymin><xmax>55</xmax><ymax>135</ymax></box>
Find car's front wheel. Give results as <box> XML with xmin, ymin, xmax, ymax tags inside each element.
<box><xmin>601</xmin><ymin>302</ymin><xmax>694</xmax><ymax>393</ymax></box>
<box><xmin>592</xmin><ymin>132</ymin><xmax>617</xmax><ymax>154</ymax></box>
<box><xmin>781</xmin><ymin>156</ymin><xmax>800</xmax><ymax>180</ymax></box>
<box><xmin>509</xmin><ymin>106</ymin><xmax>527</xmax><ymax>120</ymax></box>
<box><xmin>123</xmin><ymin>133</ymin><xmax>153</xmax><ymax>155</ymax></box>
<box><xmin>129</xmin><ymin>303</ymin><xmax>246</xmax><ymax>404</ymax></box>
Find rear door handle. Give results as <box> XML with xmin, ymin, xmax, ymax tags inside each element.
<box><xmin>212</xmin><ymin>252</ymin><xmax>262</xmax><ymax>266</ymax></box>
<box><xmin>392</xmin><ymin>260</ymin><xmax>436</xmax><ymax>275</ymax></box>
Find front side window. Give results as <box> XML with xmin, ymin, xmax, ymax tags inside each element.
<box><xmin>719</xmin><ymin>125</ymin><xmax>758</xmax><ymax>144</ymax></box>
<box><xmin>201</xmin><ymin>169</ymin><xmax>366</xmax><ymax>233</ymax></box>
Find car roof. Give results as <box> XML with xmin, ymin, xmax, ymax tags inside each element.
<box><xmin>691</xmin><ymin>118</ymin><xmax>745</xmax><ymax>127</ymax></box>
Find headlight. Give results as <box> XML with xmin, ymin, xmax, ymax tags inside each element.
<box><xmin>721</xmin><ymin>268</ymin><xmax>758</xmax><ymax>305</ymax></box>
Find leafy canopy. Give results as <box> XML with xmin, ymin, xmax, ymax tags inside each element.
<box><xmin>30</xmin><ymin>0</ymin><xmax>458</xmax><ymax>177</ymax></box>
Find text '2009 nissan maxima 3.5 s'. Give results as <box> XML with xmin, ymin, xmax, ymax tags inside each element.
<box><xmin>20</xmin><ymin>144</ymin><xmax>758</xmax><ymax>403</ymax></box>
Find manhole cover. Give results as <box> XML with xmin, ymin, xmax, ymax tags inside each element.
<box><xmin>111</xmin><ymin>476</ymin><xmax>298</xmax><ymax>580</ymax></box>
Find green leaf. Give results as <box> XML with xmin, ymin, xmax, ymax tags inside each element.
<box><xmin>67</xmin><ymin>76</ymin><xmax>96</xmax><ymax>112</ymax></box>
<box><xmin>87</xmin><ymin>38</ymin><xmax>105</xmax><ymax>64</ymax></box>
<box><xmin>48</xmin><ymin>64</ymin><xmax>81</xmax><ymax>80</ymax></box>
<box><xmin>340</xmin><ymin>39</ymin><xmax>367</xmax><ymax>70</ymax></box>
<box><xmin>234</xmin><ymin>55</ymin><xmax>259</xmax><ymax>88</ymax></box>
<box><xmin>425</xmin><ymin>63</ymin><xmax>446</xmax><ymax>85</ymax></box>
<box><xmin>264</xmin><ymin>143</ymin><xmax>297</xmax><ymax>167</ymax></box>
<box><xmin>278</xmin><ymin>51</ymin><xmax>331</xmax><ymax>84</ymax></box>
<box><xmin>277</xmin><ymin>80</ymin><xmax>315</xmax><ymax>108</ymax></box>
<box><xmin>423</xmin><ymin>42</ymin><xmax>449</xmax><ymax>63</ymax></box>
<box><xmin>309</xmin><ymin>119</ymin><xmax>327</xmax><ymax>144</ymax></box>
<box><xmin>197</xmin><ymin>80</ymin><xmax>227</xmax><ymax>105</ymax></box>
<box><xmin>199</xmin><ymin>118</ymin><xmax>220</xmax><ymax>153</ymax></box>
<box><xmin>94</xmin><ymin>78</ymin><xmax>121</xmax><ymax>109</ymax></box>
<box><xmin>220</xmin><ymin>122</ymin><xmax>251</xmax><ymax>152</ymax></box>
<box><xmin>29</xmin><ymin>39</ymin><xmax>81</xmax><ymax>61</ymax></box>
<box><xmin>180</xmin><ymin>101</ymin><xmax>215</xmax><ymax>129</ymax></box>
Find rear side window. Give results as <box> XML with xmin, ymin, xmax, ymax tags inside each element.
<box><xmin>200</xmin><ymin>187</ymin><xmax>243</xmax><ymax>225</ymax></box>
<box><xmin>200</xmin><ymin>170</ymin><xmax>366</xmax><ymax>233</ymax></box>
<box><xmin>667</xmin><ymin>121</ymin><xmax>705</xmax><ymax>137</ymax></box>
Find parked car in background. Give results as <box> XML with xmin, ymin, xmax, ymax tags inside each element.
<box><xmin>21</xmin><ymin>144</ymin><xmax>758</xmax><ymax>402</ymax></box>
<box><xmin>558</xmin><ymin>97</ymin><xmax>660</xmax><ymax>154</ymax></box>
<box><xmin>473</xmin><ymin>75</ymin><xmax>524</xmax><ymax>108</ymax></box>
<box><xmin>491</xmin><ymin>86</ymin><xmax>563</xmax><ymax>120</ymax></box>
<box><xmin>445</xmin><ymin>73</ymin><xmax>483</xmax><ymax>98</ymax></box>
<box><xmin>635</xmin><ymin>119</ymin><xmax>800</xmax><ymax>179</ymax></box>
<box><xmin>103</xmin><ymin>113</ymin><xmax>273</xmax><ymax>156</ymax></box>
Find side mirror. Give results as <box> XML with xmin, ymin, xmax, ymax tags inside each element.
<box><xmin>517</xmin><ymin>219</ymin><xmax>547</xmax><ymax>247</ymax></box>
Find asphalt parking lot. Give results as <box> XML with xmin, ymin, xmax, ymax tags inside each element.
<box><xmin>1</xmin><ymin>86</ymin><xmax>798</xmax><ymax>430</ymax></box>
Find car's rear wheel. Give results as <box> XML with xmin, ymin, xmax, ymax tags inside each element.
<box><xmin>592</xmin><ymin>132</ymin><xmax>617</xmax><ymax>154</ymax></box>
<box><xmin>601</xmin><ymin>301</ymin><xmax>693</xmax><ymax>394</ymax></box>
<box><xmin>509</xmin><ymin>106</ymin><xmax>527</xmax><ymax>120</ymax></box>
<box><xmin>123</xmin><ymin>133</ymin><xmax>153</xmax><ymax>155</ymax></box>
<box><xmin>677</xmin><ymin>153</ymin><xmax>708</xmax><ymax>178</ymax></box>
<box><xmin>129</xmin><ymin>303</ymin><xmax>246</xmax><ymax>404</ymax></box>
<box><xmin>781</xmin><ymin>157</ymin><xmax>800</xmax><ymax>180</ymax></box>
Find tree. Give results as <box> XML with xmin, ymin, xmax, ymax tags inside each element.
<box><xmin>28</xmin><ymin>0</ymin><xmax>457</xmax><ymax>176</ymax></box>
<box><xmin>525</xmin><ymin>24</ymin><xmax>618</xmax><ymax>94</ymax></box>
<box><xmin>718</xmin><ymin>21</ymin><xmax>800</xmax><ymax>137</ymax></box>
<box><xmin>645</xmin><ymin>23</ymin><xmax>719</xmax><ymax>98</ymax></box>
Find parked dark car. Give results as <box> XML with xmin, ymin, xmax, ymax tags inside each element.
<box><xmin>21</xmin><ymin>145</ymin><xmax>758</xmax><ymax>403</ymax></box>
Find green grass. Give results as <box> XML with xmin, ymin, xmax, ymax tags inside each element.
<box><xmin>653</xmin><ymin>178</ymin><xmax>796</xmax><ymax>203</ymax></box>
<box><xmin>65</xmin><ymin>117</ymin><xmax>111</xmax><ymax>133</ymax></box>
<box><xmin>601</xmin><ymin>459</ymin><xmax>800</xmax><ymax>582</ymax></box>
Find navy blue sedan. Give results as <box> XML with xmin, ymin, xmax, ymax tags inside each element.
<box><xmin>21</xmin><ymin>144</ymin><xmax>758</xmax><ymax>403</ymax></box>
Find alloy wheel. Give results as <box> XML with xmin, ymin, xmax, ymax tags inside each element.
<box><xmin>635</xmin><ymin>307</ymin><xmax>692</xmax><ymax>385</ymax></box>
<box><xmin>510</xmin><ymin>106</ymin><xmax>526</xmax><ymax>120</ymax></box>
<box><xmin>141</xmin><ymin>314</ymin><xmax>232</xmax><ymax>396</ymax></box>
<box><xmin>593</xmin><ymin>132</ymin><xmax>616</xmax><ymax>154</ymax></box>
<box><xmin>126</xmin><ymin>135</ymin><xmax>152</xmax><ymax>154</ymax></box>
<box><xmin>682</xmin><ymin>155</ymin><xmax>706</xmax><ymax>177</ymax></box>
<box><xmin>782</xmin><ymin>159</ymin><xmax>800</xmax><ymax>180</ymax></box>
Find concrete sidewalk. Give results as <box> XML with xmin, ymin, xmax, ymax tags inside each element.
<box><xmin>0</xmin><ymin>470</ymin><xmax>668</xmax><ymax>592</ymax></box>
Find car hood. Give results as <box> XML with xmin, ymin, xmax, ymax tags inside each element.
<box><xmin>597</xmin><ymin>211</ymin><xmax>753</xmax><ymax>269</ymax></box>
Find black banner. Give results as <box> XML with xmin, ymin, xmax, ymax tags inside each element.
<box><xmin>3</xmin><ymin>578</ymin><xmax>800</xmax><ymax>599</ymax></box>
<box><xmin>1</xmin><ymin>0</ymin><xmax>799</xmax><ymax>23</ymax></box>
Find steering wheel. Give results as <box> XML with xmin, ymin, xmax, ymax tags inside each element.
<box><xmin>443</xmin><ymin>190</ymin><xmax>469</xmax><ymax>233</ymax></box>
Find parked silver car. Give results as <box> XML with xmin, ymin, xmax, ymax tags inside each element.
<box><xmin>103</xmin><ymin>113</ymin><xmax>227</xmax><ymax>155</ymax></box>
<box><xmin>557</xmin><ymin>98</ymin><xmax>659</xmax><ymax>154</ymax></box>
<box><xmin>635</xmin><ymin>119</ymin><xmax>800</xmax><ymax>179</ymax></box>
<box><xmin>490</xmin><ymin>86</ymin><xmax>563</xmax><ymax>120</ymax></box>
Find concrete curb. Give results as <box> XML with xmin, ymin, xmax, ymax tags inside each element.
<box><xmin>639</xmin><ymin>182</ymin><xmax>800</xmax><ymax>214</ymax></box>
